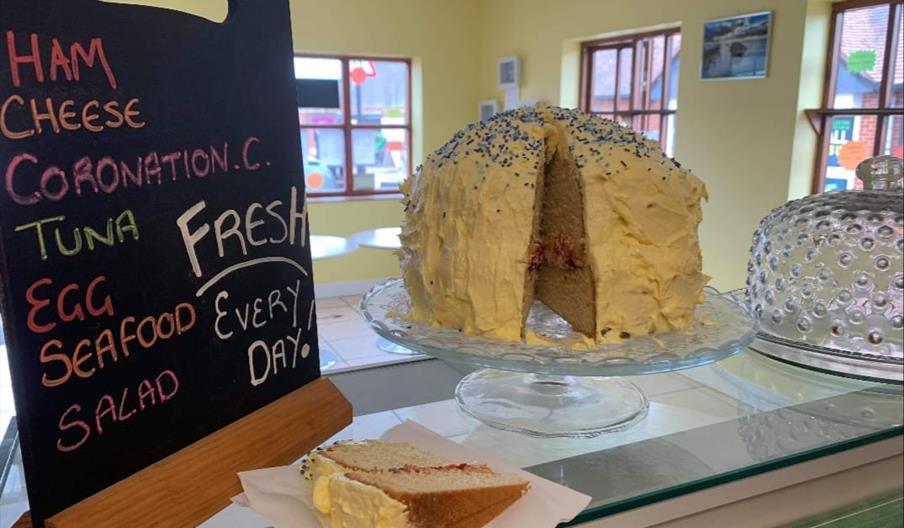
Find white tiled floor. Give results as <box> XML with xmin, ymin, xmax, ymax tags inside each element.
<box><xmin>316</xmin><ymin>295</ymin><xmax>426</xmax><ymax>373</ymax></box>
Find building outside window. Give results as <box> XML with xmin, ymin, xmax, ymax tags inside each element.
<box><xmin>810</xmin><ymin>0</ymin><xmax>903</xmax><ymax>192</ymax></box>
<box><xmin>580</xmin><ymin>29</ymin><xmax>681</xmax><ymax>156</ymax></box>
<box><xmin>294</xmin><ymin>56</ymin><xmax>411</xmax><ymax>196</ymax></box>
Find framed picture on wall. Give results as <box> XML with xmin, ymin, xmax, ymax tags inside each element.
<box><xmin>479</xmin><ymin>99</ymin><xmax>498</xmax><ymax>121</ymax></box>
<box><xmin>701</xmin><ymin>11</ymin><xmax>772</xmax><ymax>80</ymax></box>
<box><xmin>497</xmin><ymin>56</ymin><xmax>520</xmax><ymax>89</ymax></box>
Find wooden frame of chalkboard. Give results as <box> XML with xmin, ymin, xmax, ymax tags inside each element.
<box><xmin>9</xmin><ymin>379</ymin><xmax>351</xmax><ymax>527</ymax></box>
<box><xmin>0</xmin><ymin>0</ymin><xmax>352</xmax><ymax>525</ymax></box>
<box><xmin>43</xmin><ymin>378</ymin><xmax>351</xmax><ymax>527</ymax></box>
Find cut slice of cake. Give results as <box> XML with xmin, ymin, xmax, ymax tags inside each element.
<box><xmin>304</xmin><ymin>441</ymin><xmax>530</xmax><ymax>528</ymax></box>
<box><xmin>340</xmin><ymin>464</ymin><xmax>529</xmax><ymax>528</ymax></box>
<box><xmin>307</xmin><ymin>441</ymin><xmax>451</xmax><ymax>514</ymax></box>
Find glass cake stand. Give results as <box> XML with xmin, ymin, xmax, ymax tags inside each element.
<box><xmin>361</xmin><ymin>279</ymin><xmax>756</xmax><ymax>438</ymax></box>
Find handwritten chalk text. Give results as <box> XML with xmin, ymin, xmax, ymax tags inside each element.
<box><xmin>39</xmin><ymin>302</ymin><xmax>195</xmax><ymax>388</ymax></box>
<box><xmin>5</xmin><ymin>31</ymin><xmax>118</xmax><ymax>89</ymax></box>
<box><xmin>3</xmin><ymin>138</ymin><xmax>264</xmax><ymax>207</ymax></box>
<box><xmin>248</xmin><ymin>326</ymin><xmax>310</xmax><ymax>387</ymax></box>
<box><xmin>177</xmin><ymin>185</ymin><xmax>306</xmax><ymax>279</ymax></box>
<box><xmin>1</xmin><ymin>94</ymin><xmax>144</xmax><ymax>140</ymax></box>
<box><xmin>15</xmin><ymin>209</ymin><xmax>139</xmax><ymax>261</ymax></box>
<box><xmin>56</xmin><ymin>368</ymin><xmax>178</xmax><ymax>453</ymax></box>
<box><xmin>213</xmin><ymin>279</ymin><xmax>301</xmax><ymax>340</ymax></box>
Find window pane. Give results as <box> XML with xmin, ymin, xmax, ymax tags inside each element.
<box><xmin>634</xmin><ymin>40</ymin><xmax>648</xmax><ymax>110</ymax></box>
<box><xmin>615</xmin><ymin>115</ymin><xmax>640</xmax><ymax>128</ymax></box>
<box><xmin>351</xmin><ymin>128</ymin><xmax>408</xmax><ymax>191</ymax></box>
<box><xmin>667</xmin><ymin>34</ymin><xmax>681</xmax><ymax>110</ymax></box>
<box><xmin>294</xmin><ymin>57</ymin><xmax>344</xmax><ymax>125</ymax></box>
<box><xmin>648</xmin><ymin>36</ymin><xmax>666</xmax><ymax>111</ymax></box>
<box><xmin>831</xmin><ymin>4</ymin><xmax>890</xmax><ymax>109</ymax></box>
<box><xmin>823</xmin><ymin>115</ymin><xmax>878</xmax><ymax>191</ymax></box>
<box><xmin>664</xmin><ymin>114</ymin><xmax>676</xmax><ymax>157</ymax></box>
<box><xmin>891</xmin><ymin>7</ymin><xmax>903</xmax><ymax>107</ymax></box>
<box><xmin>882</xmin><ymin>114</ymin><xmax>903</xmax><ymax>157</ymax></box>
<box><xmin>349</xmin><ymin>60</ymin><xmax>409</xmax><ymax>125</ymax></box>
<box><xmin>617</xmin><ymin>47</ymin><xmax>633</xmax><ymax>111</ymax></box>
<box><xmin>643</xmin><ymin>114</ymin><xmax>662</xmax><ymax>143</ymax></box>
<box><xmin>300</xmin><ymin>128</ymin><xmax>346</xmax><ymax>193</ymax></box>
<box><xmin>590</xmin><ymin>49</ymin><xmax>617</xmax><ymax>112</ymax></box>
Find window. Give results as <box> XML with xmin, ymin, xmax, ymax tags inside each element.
<box><xmin>294</xmin><ymin>55</ymin><xmax>411</xmax><ymax>196</ymax></box>
<box><xmin>580</xmin><ymin>29</ymin><xmax>681</xmax><ymax>156</ymax></box>
<box><xmin>809</xmin><ymin>0</ymin><xmax>903</xmax><ymax>192</ymax></box>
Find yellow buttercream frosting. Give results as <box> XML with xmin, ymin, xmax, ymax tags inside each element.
<box><xmin>400</xmin><ymin>105</ymin><xmax>708</xmax><ymax>342</ymax></box>
<box><xmin>326</xmin><ymin>475</ymin><xmax>410</xmax><ymax>528</ymax></box>
<box><xmin>311</xmin><ymin>454</ymin><xmax>344</xmax><ymax>514</ymax></box>
<box><xmin>310</xmin><ymin>453</ymin><xmax>411</xmax><ymax>528</ymax></box>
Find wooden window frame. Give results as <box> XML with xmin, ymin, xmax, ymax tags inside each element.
<box><xmin>580</xmin><ymin>27</ymin><xmax>681</xmax><ymax>153</ymax></box>
<box><xmin>807</xmin><ymin>0</ymin><xmax>903</xmax><ymax>194</ymax></box>
<box><xmin>296</xmin><ymin>54</ymin><xmax>412</xmax><ymax>197</ymax></box>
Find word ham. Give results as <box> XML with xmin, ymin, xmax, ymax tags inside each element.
<box><xmin>247</xmin><ymin>326</ymin><xmax>310</xmax><ymax>387</ymax></box>
<box><xmin>56</xmin><ymin>369</ymin><xmax>178</xmax><ymax>453</ymax></box>
<box><xmin>2</xmin><ymin>32</ymin><xmax>130</xmax><ymax>140</ymax></box>
<box><xmin>177</xmin><ymin>185</ymin><xmax>306</xmax><ymax>279</ymax></box>
<box><xmin>15</xmin><ymin>209</ymin><xmax>138</xmax><ymax>261</ymax></box>
<box><xmin>4</xmin><ymin>31</ymin><xmax>118</xmax><ymax>89</ymax></box>
<box><xmin>40</xmin><ymin>302</ymin><xmax>196</xmax><ymax>388</ymax></box>
<box><xmin>3</xmin><ymin>136</ymin><xmax>263</xmax><ymax>206</ymax></box>
<box><xmin>214</xmin><ymin>279</ymin><xmax>302</xmax><ymax>340</ymax></box>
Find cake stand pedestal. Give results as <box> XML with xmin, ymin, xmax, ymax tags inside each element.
<box><xmin>363</xmin><ymin>279</ymin><xmax>756</xmax><ymax>438</ymax></box>
<box><xmin>456</xmin><ymin>371</ymin><xmax>647</xmax><ymax>436</ymax></box>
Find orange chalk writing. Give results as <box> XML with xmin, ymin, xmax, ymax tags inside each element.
<box><xmin>39</xmin><ymin>302</ymin><xmax>196</xmax><ymax>388</ymax></box>
<box><xmin>0</xmin><ymin>94</ymin><xmax>144</xmax><ymax>140</ymax></box>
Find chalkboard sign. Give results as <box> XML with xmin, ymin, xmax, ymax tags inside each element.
<box><xmin>0</xmin><ymin>1</ymin><xmax>322</xmax><ymax>524</ymax></box>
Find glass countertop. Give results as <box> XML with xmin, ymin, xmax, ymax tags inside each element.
<box><xmin>2</xmin><ymin>348</ymin><xmax>902</xmax><ymax>527</ymax></box>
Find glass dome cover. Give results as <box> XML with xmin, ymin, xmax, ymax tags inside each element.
<box><xmin>746</xmin><ymin>156</ymin><xmax>903</xmax><ymax>372</ymax></box>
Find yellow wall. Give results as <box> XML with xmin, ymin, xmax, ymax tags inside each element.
<box><xmin>110</xmin><ymin>0</ymin><xmax>480</xmax><ymax>285</ymax></box>
<box><xmin>478</xmin><ymin>0</ymin><xmax>827</xmax><ymax>290</ymax></box>
<box><xmin>113</xmin><ymin>0</ymin><xmax>830</xmax><ymax>290</ymax></box>
<box><xmin>288</xmin><ymin>0</ymin><xmax>480</xmax><ymax>283</ymax></box>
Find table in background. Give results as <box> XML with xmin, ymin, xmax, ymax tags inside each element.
<box><xmin>348</xmin><ymin>228</ymin><xmax>417</xmax><ymax>356</ymax></box>
<box><xmin>310</xmin><ymin>235</ymin><xmax>358</xmax><ymax>370</ymax></box>
<box><xmin>350</xmin><ymin>227</ymin><xmax>402</xmax><ymax>251</ymax></box>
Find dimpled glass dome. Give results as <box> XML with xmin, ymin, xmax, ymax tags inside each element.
<box><xmin>746</xmin><ymin>189</ymin><xmax>903</xmax><ymax>361</ymax></box>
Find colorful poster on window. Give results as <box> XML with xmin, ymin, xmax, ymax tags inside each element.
<box><xmin>827</xmin><ymin>116</ymin><xmax>854</xmax><ymax>167</ymax></box>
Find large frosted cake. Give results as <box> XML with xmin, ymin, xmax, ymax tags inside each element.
<box><xmin>399</xmin><ymin>105</ymin><xmax>708</xmax><ymax>342</ymax></box>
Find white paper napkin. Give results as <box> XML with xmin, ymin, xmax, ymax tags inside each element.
<box><xmin>235</xmin><ymin>420</ymin><xmax>592</xmax><ymax>528</ymax></box>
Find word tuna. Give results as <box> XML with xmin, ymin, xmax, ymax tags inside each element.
<box><xmin>15</xmin><ymin>209</ymin><xmax>138</xmax><ymax>261</ymax></box>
